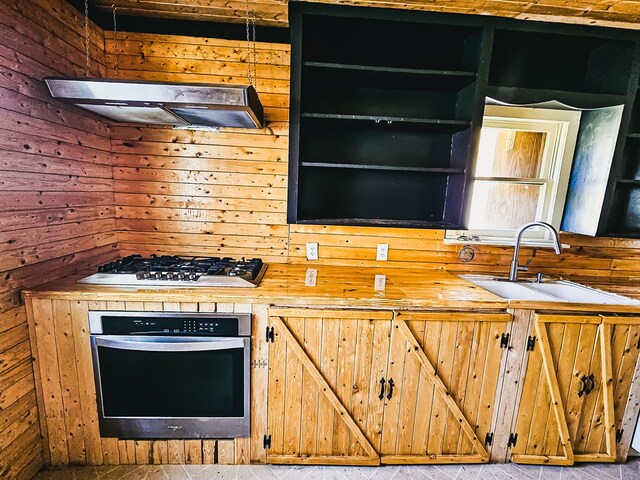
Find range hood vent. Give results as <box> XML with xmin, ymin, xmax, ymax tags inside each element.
<box><xmin>44</xmin><ymin>78</ymin><xmax>264</xmax><ymax>129</ymax></box>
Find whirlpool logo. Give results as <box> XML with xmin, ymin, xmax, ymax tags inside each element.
<box><xmin>167</xmin><ymin>425</ymin><xmax>183</xmax><ymax>431</ymax></box>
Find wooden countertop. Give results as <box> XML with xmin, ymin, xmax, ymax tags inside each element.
<box><xmin>21</xmin><ymin>263</ymin><xmax>640</xmax><ymax>313</ymax></box>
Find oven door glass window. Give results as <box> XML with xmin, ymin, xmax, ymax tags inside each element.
<box><xmin>96</xmin><ymin>340</ymin><xmax>245</xmax><ymax>418</ymax></box>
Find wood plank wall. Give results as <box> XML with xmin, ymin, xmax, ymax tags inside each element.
<box><xmin>0</xmin><ymin>1</ymin><xmax>118</xmax><ymax>478</ymax></box>
<box><xmin>106</xmin><ymin>32</ymin><xmax>291</xmax><ymax>263</ymax></box>
<box><xmin>90</xmin><ymin>0</ymin><xmax>640</xmax><ymax>30</ymax></box>
<box><xmin>107</xmin><ymin>31</ymin><xmax>640</xmax><ymax>283</ymax></box>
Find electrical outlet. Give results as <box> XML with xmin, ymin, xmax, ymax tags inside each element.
<box><xmin>374</xmin><ymin>274</ymin><xmax>386</xmax><ymax>291</ymax></box>
<box><xmin>306</xmin><ymin>242</ymin><xmax>319</xmax><ymax>261</ymax></box>
<box><xmin>305</xmin><ymin>268</ymin><xmax>317</xmax><ymax>287</ymax></box>
<box><xmin>376</xmin><ymin>243</ymin><xmax>389</xmax><ymax>261</ymax></box>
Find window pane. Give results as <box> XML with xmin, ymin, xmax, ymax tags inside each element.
<box><xmin>468</xmin><ymin>181</ymin><xmax>546</xmax><ymax>229</ymax></box>
<box><xmin>475</xmin><ymin>128</ymin><xmax>547</xmax><ymax>178</ymax></box>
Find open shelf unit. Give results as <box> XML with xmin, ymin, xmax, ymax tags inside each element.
<box><xmin>489</xmin><ymin>30</ymin><xmax>634</xmax><ymax>96</ymax></box>
<box><xmin>288</xmin><ymin>3</ymin><xmax>487</xmax><ymax>228</ymax></box>
<box><xmin>611</xmin><ymin>86</ymin><xmax>640</xmax><ymax>234</ymax></box>
<box><xmin>287</xmin><ymin>2</ymin><xmax>640</xmax><ymax>235</ymax></box>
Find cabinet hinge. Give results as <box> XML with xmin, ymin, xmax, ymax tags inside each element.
<box><xmin>526</xmin><ymin>336</ymin><xmax>536</xmax><ymax>351</ymax></box>
<box><xmin>507</xmin><ymin>433</ymin><xmax>518</xmax><ymax>448</ymax></box>
<box><xmin>500</xmin><ymin>332</ymin><xmax>510</xmax><ymax>349</ymax></box>
<box><xmin>266</xmin><ymin>326</ymin><xmax>274</xmax><ymax>343</ymax></box>
<box><xmin>263</xmin><ymin>434</ymin><xmax>272</xmax><ymax>449</ymax></box>
<box><xmin>616</xmin><ymin>429</ymin><xmax>624</xmax><ymax>443</ymax></box>
<box><xmin>485</xmin><ymin>432</ymin><xmax>494</xmax><ymax>447</ymax></box>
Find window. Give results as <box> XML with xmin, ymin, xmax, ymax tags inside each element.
<box><xmin>447</xmin><ymin>105</ymin><xmax>581</xmax><ymax>245</ymax></box>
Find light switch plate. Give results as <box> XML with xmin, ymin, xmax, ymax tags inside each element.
<box><xmin>374</xmin><ymin>274</ymin><xmax>386</xmax><ymax>291</ymax></box>
<box><xmin>306</xmin><ymin>242</ymin><xmax>319</xmax><ymax>261</ymax></box>
<box><xmin>376</xmin><ymin>243</ymin><xmax>389</xmax><ymax>261</ymax></box>
<box><xmin>305</xmin><ymin>268</ymin><xmax>317</xmax><ymax>287</ymax></box>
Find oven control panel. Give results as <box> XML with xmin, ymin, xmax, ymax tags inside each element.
<box><xmin>100</xmin><ymin>315</ymin><xmax>240</xmax><ymax>336</ymax></box>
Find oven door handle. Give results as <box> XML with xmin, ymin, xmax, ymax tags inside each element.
<box><xmin>94</xmin><ymin>335</ymin><xmax>245</xmax><ymax>352</ymax></box>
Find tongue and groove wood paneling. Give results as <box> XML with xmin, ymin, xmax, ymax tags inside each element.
<box><xmin>0</xmin><ymin>1</ymin><xmax>117</xmax><ymax>478</ymax></box>
<box><xmin>104</xmin><ymin>32</ymin><xmax>640</xmax><ymax>282</ymax></box>
<box><xmin>26</xmin><ymin>298</ymin><xmax>269</xmax><ymax>467</ymax></box>
<box><xmin>91</xmin><ymin>0</ymin><xmax>640</xmax><ymax>30</ymax></box>
<box><xmin>107</xmin><ymin>32</ymin><xmax>290</xmax><ymax>263</ymax></box>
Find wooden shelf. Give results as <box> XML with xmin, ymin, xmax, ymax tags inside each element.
<box><xmin>628</xmin><ymin>133</ymin><xmax>640</xmax><ymax>139</ymax></box>
<box><xmin>303</xmin><ymin>62</ymin><xmax>477</xmax><ymax>90</ymax></box>
<box><xmin>296</xmin><ymin>218</ymin><xmax>461</xmax><ymax>228</ymax></box>
<box><xmin>304</xmin><ymin>61</ymin><xmax>477</xmax><ymax>77</ymax></box>
<box><xmin>486</xmin><ymin>86</ymin><xmax>628</xmax><ymax>109</ymax></box>
<box><xmin>301</xmin><ymin>113</ymin><xmax>471</xmax><ymax>132</ymax></box>
<box><xmin>618</xmin><ymin>179</ymin><xmax>640</xmax><ymax>185</ymax></box>
<box><xmin>300</xmin><ymin>162</ymin><xmax>465</xmax><ymax>174</ymax></box>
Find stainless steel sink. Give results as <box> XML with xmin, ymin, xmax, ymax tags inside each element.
<box><xmin>460</xmin><ymin>275</ymin><xmax>640</xmax><ymax>305</ymax></box>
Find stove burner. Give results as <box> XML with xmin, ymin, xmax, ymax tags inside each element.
<box><xmin>87</xmin><ymin>255</ymin><xmax>266</xmax><ymax>287</ymax></box>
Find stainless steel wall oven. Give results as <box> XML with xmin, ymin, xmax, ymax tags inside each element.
<box><xmin>89</xmin><ymin>311</ymin><xmax>251</xmax><ymax>439</ymax></box>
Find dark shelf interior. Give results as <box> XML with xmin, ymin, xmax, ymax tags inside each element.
<box><xmin>610</xmin><ymin>183</ymin><xmax>640</xmax><ymax>233</ymax></box>
<box><xmin>299</xmin><ymin>117</ymin><xmax>469</xmax><ymax>169</ymax></box>
<box><xmin>489</xmin><ymin>30</ymin><xmax>634</xmax><ymax>95</ymax></box>
<box><xmin>622</xmin><ymin>136</ymin><xmax>640</xmax><ymax>180</ymax></box>
<box><xmin>297</xmin><ymin>167</ymin><xmax>462</xmax><ymax>223</ymax></box>
<box><xmin>302</xmin><ymin>15</ymin><xmax>483</xmax><ymax>71</ymax></box>
<box><xmin>301</xmin><ymin>78</ymin><xmax>477</xmax><ymax>122</ymax></box>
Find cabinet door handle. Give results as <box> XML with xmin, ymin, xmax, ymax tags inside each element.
<box><xmin>578</xmin><ymin>373</ymin><xmax>595</xmax><ymax>397</ymax></box>
<box><xmin>387</xmin><ymin>378</ymin><xmax>395</xmax><ymax>400</ymax></box>
<box><xmin>378</xmin><ymin>378</ymin><xmax>386</xmax><ymax>400</ymax></box>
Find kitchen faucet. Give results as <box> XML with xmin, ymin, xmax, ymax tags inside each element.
<box><xmin>508</xmin><ymin>221</ymin><xmax>563</xmax><ymax>281</ymax></box>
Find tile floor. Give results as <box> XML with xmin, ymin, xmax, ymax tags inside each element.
<box><xmin>33</xmin><ymin>458</ymin><xmax>640</xmax><ymax>480</ymax></box>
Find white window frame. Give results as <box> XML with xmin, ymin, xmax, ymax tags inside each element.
<box><xmin>446</xmin><ymin>105</ymin><xmax>581</xmax><ymax>246</ymax></box>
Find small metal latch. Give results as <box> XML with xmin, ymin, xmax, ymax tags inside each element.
<box><xmin>485</xmin><ymin>432</ymin><xmax>494</xmax><ymax>447</ymax></box>
<box><xmin>264</xmin><ymin>434</ymin><xmax>272</xmax><ymax>449</ymax></box>
<box><xmin>526</xmin><ymin>336</ymin><xmax>536</xmax><ymax>351</ymax></box>
<box><xmin>500</xmin><ymin>333</ymin><xmax>510</xmax><ymax>349</ymax></box>
<box><xmin>266</xmin><ymin>326</ymin><xmax>274</xmax><ymax>343</ymax></box>
<box><xmin>616</xmin><ymin>429</ymin><xmax>624</xmax><ymax>443</ymax></box>
<box><xmin>508</xmin><ymin>433</ymin><xmax>518</xmax><ymax>448</ymax></box>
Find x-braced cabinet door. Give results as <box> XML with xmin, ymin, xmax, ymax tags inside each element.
<box><xmin>266</xmin><ymin>308</ymin><xmax>393</xmax><ymax>465</ymax></box>
<box><xmin>378</xmin><ymin>311</ymin><xmax>510</xmax><ymax>464</ymax></box>
<box><xmin>602</xmin><ymin>316</ymin><xmax>640</xmax><ymax>462</ymax></box>
<box><xmin>511</xmin><ymin>315</ymin><xmax>617</xmax><ymax>465</ymax></box>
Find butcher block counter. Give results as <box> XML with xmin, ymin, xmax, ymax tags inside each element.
<box><xmin>21</xmin><ymin>264</ymin><xmax>640</xmax><ymax>469</ymax></box>
<box><xmin>20</xmin><ymin>263</ymin><xmax>640</xmax><ymax>313</ymax></box>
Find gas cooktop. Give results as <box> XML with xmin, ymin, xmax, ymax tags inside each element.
<box><xmin>78</xmin><ymin>255</ymin><xmax>267</xmax><ymax>288</ymax></box>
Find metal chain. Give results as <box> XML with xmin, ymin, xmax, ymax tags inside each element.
<box><xmin>84</xmin><ymin>0</ymin><xmax>90</xmax><ymax>76</ymax></box>
<box><xmin>112</xmin><ymin>4</ymin><xmax>119</xmax><ymax>76</ymax></box>
<box><xmin>252</xmin><ymin>12</ymin><xmax>257</xmax><ymax>89</ymax></box>
<box><xmin>245</xmin><ymin>0</ymin><xmax>257</xmax><ymax>89</ymax></box>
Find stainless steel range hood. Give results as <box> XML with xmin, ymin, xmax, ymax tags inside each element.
<box><xmin>44</xmin><ymin>78</ymin><xmax>264</xmax><ymax>129</ymax></box>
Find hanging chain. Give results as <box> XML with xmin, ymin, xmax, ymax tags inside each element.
<box><xmin>252</xmin><ymin>12</ymin><xmax>257</xmax><ymax>88</ymax></box>
<box><xmin>84</xmin><ymin>0</ymin><xmax>90</xmax><ymax>76</ymax></box>
<box><xmin>245</xmin><ymin>0</ymin><xmax>257</xmax><ymax>89</ymax></box>
<box><xmin>112</xmin><ymin>3</ymin><xmax>119</xmax><ymax>76</ymax></box>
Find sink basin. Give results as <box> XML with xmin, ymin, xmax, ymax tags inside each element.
<box><xmin>461</xmin><ymin>275</ymin><xmax>640</xmax><ymax>305</ymax></box>
<box><xmin>460</xmin><ymin>276</ymin><xmax>559</xmax><ymax>301</ymax></box>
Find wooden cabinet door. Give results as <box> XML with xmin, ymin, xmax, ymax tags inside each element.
<box><xmin>378</xmin><ymin>311</ymin><xmax>510</xmax><ymax>464</ymax></box>
<box><xmin>266</xmin><ymin>308</ymin><xmax>393</xmax><ymax>465</ymax></box>
<box><xmin>602</xmin><ymin>316</ymin><xmax>640</xmax><ymax>462</ymax></box>
<box><xmin>511</xmin><ymin>315</ymin><xmax>617</xmax><ymax>465</ymax></box>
